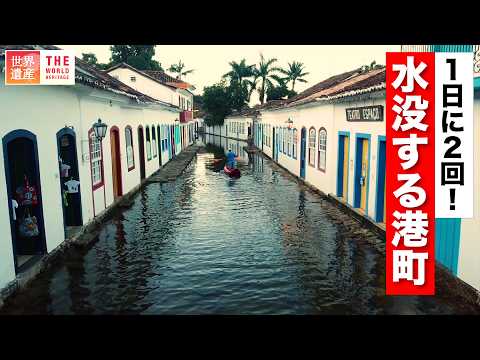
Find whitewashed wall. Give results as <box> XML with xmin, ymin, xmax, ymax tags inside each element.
<box><xmin>261</xmin><ymin>105</ymin><xmax>337</xmax><ymax>196</ymax></box>
<box><xmin>0</xmin><ymin>79</ymin><xmax>80</xmax><ymax>289</ymax></box>
<box><xmin>108</xmin><ymin>68</ymin><xmax>176</xmax><ymax>105</ymax></box>
<box><xmin>259</xmin><ymin>94</ymin><xmax>386</xmax><ymax>222</ymax></box>
<box><xmin>333</xmin><ymin>96</ymin><xmax>386</xmax><ymax>221</ymax></box>
<box><xmin>224</xmin><ymin>116</ymin><xmax>253</xmax><ymax>141</ymax></box>
<box><xmin>0</xmin><ymin>72</ymin><xmax>180</xmax><ymax>290</ymax></box>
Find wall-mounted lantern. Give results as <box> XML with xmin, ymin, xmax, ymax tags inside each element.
<box><xmin>286</xmin><ymin>118</ymin><xmax>294</xmax><ymax>129</ymax></box>
<box><xmin>92</xmin><ymin>118</ymin><xmax>108</xmax><ymax>141</ymax></box>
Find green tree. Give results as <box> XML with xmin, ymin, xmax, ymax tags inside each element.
<box><xmin>227</xmin><ymin>81</ymin><xmax>249</xmax><ymax>111</ymax></box>
<box><xmin>254</xmin><ymin>54</ymin><xmax>283</xmax><ymax>104</ymax></box>
<box><xmin>223</xmin><ymin>59</ymin><xmax>255</xmax><ymax>85</ymax></box>
<box><xmin>201</xmin><ymin>80</ymin><xmax>250</xmax><ymax>126</ymax></box>
<box><xmin>168</xmin><ymin>60</ymin><xmax>194</xmax><ymax>80</ymax></box>
<box><xmin>202</xmin><ymin>81</ymin><xmax>232</xmax><ymax>126</ymax></box>
<box><xmin>245</xmin><ymin>73</ymin><xmax>259</xmax><ymax>102</ymax></box>
<box><xmin>81</xmin><ymin>52</ymin><xmax>109</xmax><ymax>70</ymax></box>
<box><xmin>266</xmin><ymin>79</ymin><xmax>296</xmax><ymax>101</ymax></box>
<box><xmin>279</xmin><ymin>61</ymin><xmax>309</xmax><ymax>92</ymax></box>
<box><xmin>109</xmin><ymin>45</ymin><xmax>163</xmax><ymax>71</ymax></box>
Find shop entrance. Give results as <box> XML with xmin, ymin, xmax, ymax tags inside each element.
<box><xmin>110</xmin><ymin>127</ymin><xmax>123</xmax><ymax>198</ymax></box>
<box><xmin>354</xmin><ymin>134</ymin><xmax>370</xmax><ymax>214</ymax></box>
<box><xmin>336</xmin><ymin>132</ymin><xmax>350</xmax><ymax>200</ymax></box>
<box><xmin>138</xmin><ymin>126</ymin><xmax>146</xmax><ymax>180</ymax></box>
<box><xmin>375</xmin><ymin>137</ymin><xmax>386</xmax><ymax>223</ymax></box>
<box><xmin>57</xmin><ymin>127</ymin><xmax>83</xmax><ymax>239</ymax></box>
<box><xmin>3</xmin><ymin>130</ymin><xmax>47</xmax><ymax>273</ymax></box>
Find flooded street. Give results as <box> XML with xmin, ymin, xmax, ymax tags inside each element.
<box><xmin>1</xmin><ymin>136</ymin><xmax>479</xmax><ymax>315</ymax></box>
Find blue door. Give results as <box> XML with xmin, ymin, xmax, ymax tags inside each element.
<box><xmin>167</xmin><ymin>125</ymin><xmax>172</xmax><ymax>160</ymax></box>
<box><xmin>375</xmin><ymin>137</ymin><xmax>386</xmax><ymax>222</ymax></box>
<box><xmin>300</xmin><ymin>127</ymin><xmax>307</xmax><ymax>179</ymax></box>
<box><xmin>272</xmin><ymin>127</ymin><xmax>277</xmax><ymax>162</ymax></box>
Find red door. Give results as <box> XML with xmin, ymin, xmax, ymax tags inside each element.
<box><xmin>110</xmin><ymin>127</ymin><xmax>123</xmax><ymax>198</ymax></box>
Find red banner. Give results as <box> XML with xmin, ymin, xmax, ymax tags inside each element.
<box><xmin>386</xmin><ymin>52</ymin><xmax>435</xmax><ymax>295</ymax></box>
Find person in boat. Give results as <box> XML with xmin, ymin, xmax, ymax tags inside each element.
<box><xmin>226</xmin><ymin>149</ymin><xmax>237</xmax><ymax>169</ymax></box>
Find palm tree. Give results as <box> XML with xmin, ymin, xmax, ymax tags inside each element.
<box><xmin>168</xmin><ymin>60</ymin><xmax>194</xmax><ymax>80</ymax></box>
<box><xmin>223</xmin><ymin>59</ymin><xmax>255</xmax><ymax>85</ymax></box>
<box><xmin>255</xmin><ymin>54</ymin><xmax>283</xmax><ymax>104</ymax></box>
<box><xmin>280</xmin><ymin>61</ymin><xmax>309</xmax><ymax>92</ymax></box>
<box><xmin>245</xmin><ymin>74</ymin><xmax>259</xmax><ymax>102</ymax></box>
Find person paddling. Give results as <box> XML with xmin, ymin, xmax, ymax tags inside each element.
<box><xmin>226</xmin><ymin>149</ymin><xmax>237</xmax><ymax>169</ymax></box>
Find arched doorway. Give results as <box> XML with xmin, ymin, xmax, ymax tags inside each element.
<box><xmin>57</xmin><ymin>127</ymin><xmax>83</xmax><ymax>238</ymax></box>
<box><xmin>300</xmin><ymin>127</ymin><xmax>307</xmax><ymax>179</ymax></box>
<box><xmin>138</xmin><ymin>126</ymin><xmax>146</xmax><ymax>180</ymax></box>
<box><xmin>3</xmin><ymin>129</ymin><xmax>47</xmax><ymax>273</ymax></box>
<box><xmin>110</xmin><ymin>127</ymin><xmax>123</xmax><ymax>198</ymax></box>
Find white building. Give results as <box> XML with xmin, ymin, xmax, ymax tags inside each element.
<box><xmin>0</xmin><ymin>45</ymin><xmax>187</xmax><ymax>291</ymax></box>
<box><xmin>257</xmin><ymin>67</ymin><xmax>386</xmax><ymax>222</ymax></box>
<box><xmin>106</xmin><ymin>62</ymin><xmax>197</xmax><ymax>150</ymax></box>
<box><xmin>254</xmin><ymin>60</ymin><xmax>480</xmax><ymax>294</ymax></box>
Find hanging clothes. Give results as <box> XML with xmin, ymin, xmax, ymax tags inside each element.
<box><xmin>64</xmin><ymin>179</ymin><xmax>80</xmax><ymax>194</ymax></box>
<box><xmin>11</xmin><ymin>199</ymin><xmax>18</xmax><ymax>221</ymax></box>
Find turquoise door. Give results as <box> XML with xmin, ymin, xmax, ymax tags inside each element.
<box><xmin>435</xmin><ymin>219</ymin><xmax>461</xmax><ymax>274</ymax></box>
<box><xmin>300</xmin><ymin>127</ymin><xmax>307</xmax><ymax>179</ymax></box>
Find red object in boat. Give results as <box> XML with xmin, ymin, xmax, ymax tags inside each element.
<box><xmin>224</xmin><ymin>165</ymin><xmax>241</xmax><ymax>178</ymax></box>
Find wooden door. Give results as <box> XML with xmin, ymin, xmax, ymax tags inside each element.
<box><xmin>360</xmin><ymin>139</ymin><xmax>369</xmax><ymax>212</ymax></box>
<box><xmin>342</xmin><ymin>136</ymin><xmax>349</xmax><ymax>199</ymax></box>
<box><xmin>110</xmin><ymin>128</ymin><xmax>122</xmax><ymax>198</ymax></box>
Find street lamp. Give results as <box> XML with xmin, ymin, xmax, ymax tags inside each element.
<box><xmin>92</xmin><ymin>118</ymin><xmax>108</xmax><ymax>141</ymax></box>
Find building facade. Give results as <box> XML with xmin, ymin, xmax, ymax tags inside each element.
<box><xmin>252</xmin><ymin>59</ymin><xmax>480</xmax><ymax>293</ymax></box>
<box><xmin>0</xmin><ymin>46</ymin><xmax>193</xmax><ymax>291</ymax></box>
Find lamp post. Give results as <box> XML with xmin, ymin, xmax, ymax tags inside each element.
<box><xmin>92</xmin><ymin>118</ymin><xmax>108</xmax><ymax>141</ymax></box>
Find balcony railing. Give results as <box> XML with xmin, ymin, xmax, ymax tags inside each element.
<box><xmin>180</xmin><ymin>110</ymin><xmax>193</xmax><ymax>123</ymax></box>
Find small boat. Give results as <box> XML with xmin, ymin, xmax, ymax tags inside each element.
<box><xmin>224</xmin><ymin>165</ymin><xmax>241</xmax><ymax>178</ymax></box>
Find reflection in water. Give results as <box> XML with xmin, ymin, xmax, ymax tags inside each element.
<box><xmin>1</xmin><ymin>136</ymin><xmax>479</xmax><ymax>315</ymax></box>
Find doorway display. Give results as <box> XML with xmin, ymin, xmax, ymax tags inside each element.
<box><xmin>3</xmin><ymin>130</ymin><xmax>47</xmax><ymax>272</ymax></box>
<box><xmin>57</xmin><ymin>129</ymin><xmax>83</xmax><ymax>233</ymax></box>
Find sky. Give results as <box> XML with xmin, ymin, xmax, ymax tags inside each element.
<box><xmin>59</xmin><ymin>45</ymin><xmax>400</xmax><ymax>104</ymax></box>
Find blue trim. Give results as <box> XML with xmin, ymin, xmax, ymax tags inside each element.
<box><xmin>375</xmin><ymin>136</ymin><xmax>386</xmax><ymax>222</ymax></box>
<box><xmin>474</xmin><ymin>77</ymin><xmax>480</xmax><ymax>90</ymax></box>
<box><xmin>435</xmin><ymin>218</ymin><xmax>461</xmax><ymax>275</ymax></box>
<box><xmin>353</xmin><ymin>133</ymin><xmax>371</xmax><ymax>214</ymax></box>
<box><xmin>336</xmin><ymin>131</ymin><xmax>350</xmax><ymax>202</ymax></box>
<box><xmin>300</xmin><ymin>127</ymin><xmax>307</xmax><ymax>179</ymax></box>
<box><xmin>433</xmin><ymin>45</ymin><xmax>473</xmax><ymax>53</ymax></box>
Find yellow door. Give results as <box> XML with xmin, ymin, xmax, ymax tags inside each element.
<box><xmin>342</xmin><ymin>136</ymin><xmax>349</xmax><ymax>199</ymax></box>
<box><xmin>360</xmin><ymin>139</ymin><xmax>369</xmax><ymax>212</ymax></box>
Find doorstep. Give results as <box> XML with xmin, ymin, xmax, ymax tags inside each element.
<box><xmin>328</xmin><ymin>194</ymin><xmax>386</xmax><ymax>238</ymax></box>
